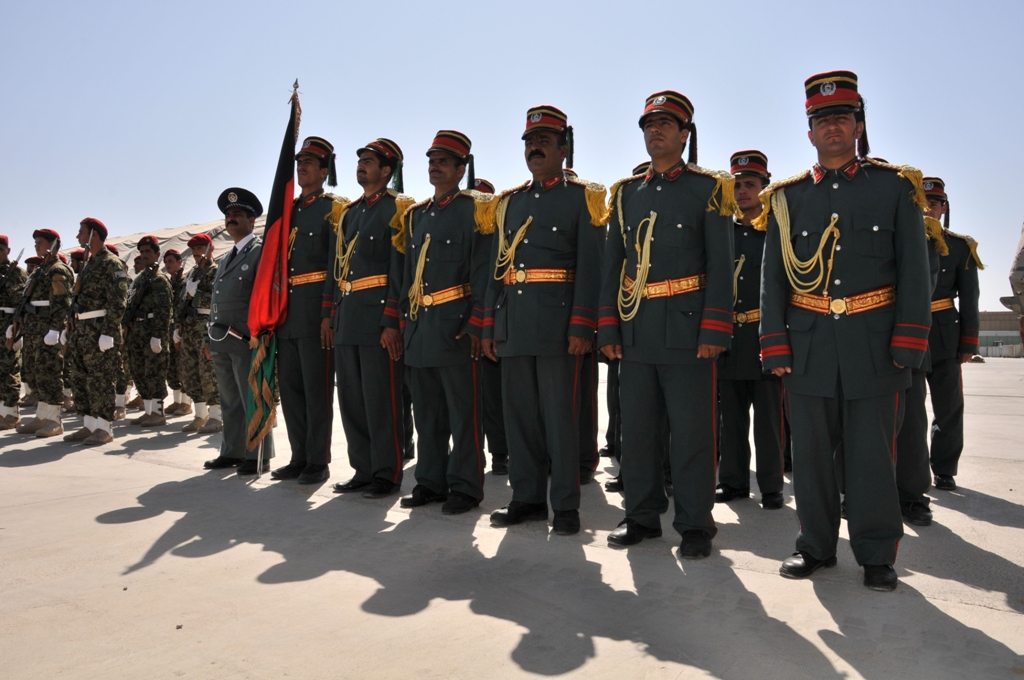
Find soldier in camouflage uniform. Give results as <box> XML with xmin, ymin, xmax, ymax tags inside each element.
<box><xmin>63</xmin><ymin>219</ymin><xmax>129</xmax><ymax>445</ymax></box>
<box><xmin>177</xmin><ymin>233</ymin><xmax>220</xmax><ymax>432</ymax></box>
<box><xmin>61</xmin><ymin>249</ymin><xmax>86</xmax><ymax>414</ymax></box>
<box><xmin>105</xmin><ymin>243</ymin><xmax>131</xmax><ymax>421</ymax></box>
<box><xmin>124</xmin><ymin>236</ymin><xmax>172</xmax><ymax>427</ymax></box>
<box><xmin>12</xmin><ymin>229</ymin><xmax>73</xmax><ymax>437</ymax></box>
<box><xmin>163</xmin><ymin>249</ymin><xmax>191</xmax><ymax>416</ymax></box>
<box><xmin>0</xmin><ymin>235</ymin><xmax>27</xmax><ymax>429</ymax></box>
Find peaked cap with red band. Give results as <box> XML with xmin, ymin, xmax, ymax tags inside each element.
<box><xmin>33</xmin><ymin>228</ymin><xmax>60</xmax><ymax>242</ymax></box>
<box><xmin>80</xmin><ymin>217</ymin><xmax>108</xmax><ymax>239</ymax></box>
<box><xmin>473</xmin><ymin>178</ymin><xmax>495</xmax><ymax>194</ymax></box>
<box><xmin>639</xmin><ymin>90</ymin><xmax>694</xmax><ymax>128</ymax></box>
<box><xmin>730</xmin><ymin>150</ymin><xmax>770</xmax><ymax>180</ymax></box>
<box><xmin>295</xmin><ymin>136</ymin><xmax>334</xmax><ymax>161</ymax></box>
<box><xmin>357</xmin><ymin>138</ymin><xmax>403</xmax><ymax>162</ymax></box>
<box><xmin>923</xmin><ymin>176</ymin><xmax>946</xmax><ymax>202</ymax></box>
<box><xmin>805</xmin><ymin>70</ymin><xmax>861</xmax><ymax>117</ymax></box>
<box><xmin>187</xmin><ymin>233</ymin><xmax>213</xmax><ymax>248</ymax></box>
<box><xmin>426</xmin><ymin>130</ymin><xmax>471</xmax><ymax>160</ymax></box>
<box><xmin>522</xmin><ymin>105</ymin><xmax>568</xmax><ymax>139</ymax></box>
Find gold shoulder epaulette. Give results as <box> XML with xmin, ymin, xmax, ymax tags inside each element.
<box><xmin>328</xmin><ymin>196</ymin><xmax>353</xmax><ymax>233</ymax></box>
<box><xmin>461</xmin><ymin>190</ymin><xmax>498</xmax><ymax>234</ymax></box>
<box><xmin>944</xmin><ymin>229</ymin><xmax>985</xmax><ymax>270</ymax></box>
<box><xmin>862</xmin><ymin>158</ymin><xmax>928</xmax><ymax>211</ymax></box>
<box><xmin>752</xmin><ymin>170</ymin><xmax>812</xmax><ymax>231</ymax></box>
<box><xmin>491</xmin><ymin>180</ymin><xmax>531</xmax><ymax>234</ymax></box>
<box><xmin>388</xmin><ymin>193</ymin><xmax>418</xmax><ymax>254</ymax></box>
<box><xmin>687</xmin><ymin>164</ymin><xmax>741</xmax><ymax>219</ymax></box>
<box><xmin>607</xmin><ymin>173</ymin><xmax>646</xmax><ymax>229</ymax></box>
<box><xmin>322</xmin><ymin>192</ymin><xmax>348</xmax><ymax>202</ymax></box>
<box><xmin>924</xmin><ymin>216</ymin><xmax>949</xmax><ymax>257</ymax></box>
<box><xmin>564</xmin><ymin>175</ymin><xmax>609</xmax><ymax>226</ymax></box>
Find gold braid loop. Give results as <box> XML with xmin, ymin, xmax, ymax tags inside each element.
<box><xmin>493</xmin><ymin>215</ymin><xmax>533</xmax><ymax>282</ymax></box>
<box><xmin>617</xmin><ymin>211</ymin><xmax>657</xmax><ymax>322</ymax></box>
<box><xmin>335</xmin><ymin>235</ymin><xmax>359</xmax><ymax>290</ymax></box>
<box><xmin>773</xmin><ymin>189</ymin><xmax>840</xmax><ymax>295</ymax></box>
<box><xmin>288</xmin><ymin>227</ymin><xmax>297</xmax><ymax>258</ymax></box>
<box><xmin>408</xmin><ymin>233</ymin><xmax>431</xmax><ymax>322</ymax></box>
<box><xmin>733</xmin><ymin>255</ymin><xmax>746</xmax><ymax>306</ymax></box>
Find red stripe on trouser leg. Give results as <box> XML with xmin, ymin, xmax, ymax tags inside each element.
<box><xmin>573</xmin><ymin>355</ymin><xmax>581</xmax><ymax>492</ymax></box>
<box><xmin>891</xmin><ymin>391</ymin><xmax>899</xmax><ymax>464</ymax></box>
<box><xmin>588</xmin><ymin>353</ymin><xmax>598</xmax><ymax>471</ymax></box>
<box><xmin>388</xmin><ymin>359</ymin><xmax>402</xmax><ymax>484</ymax></box>
<box><xmin>708</xmin><ymin>361</ymin><xmax>719</xmax><ymax>528</ymax></box>
<box><xmin>472</xmin><ymin>362</ymin><xmax>483</xmax><ymax>494</ymax></box>
<box><xmin>778</xmin><ymin>381</ymin><xmax>786</xmax><ymax>473</ymax></box>
<box><xmin>323</xmin><ymin>348</ymin><xmax>332</xmax><ymax>464</ymax></box>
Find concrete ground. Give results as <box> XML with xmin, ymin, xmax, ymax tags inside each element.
<box><xmin>1</xmin><ymin>359</ymin><xmax>1022</xmax><ymax>680</ymax></box>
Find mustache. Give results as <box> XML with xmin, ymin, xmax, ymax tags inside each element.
<box><xmin>528</xmin><ymin>150</ymin><xmax>545</xmax><ymax>160</ymax></box>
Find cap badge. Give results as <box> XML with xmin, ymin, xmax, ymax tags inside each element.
<box><xmin>820</xmin><ymin>82</ymin><xmax>837</xmax><ymax>97</ymax></box>
<box><xmin>924</xmin><ymin>182</ymin><xmax>934</xmax><ymax>190</ymax></box>
<box><xmin>241</xmin><ymin>264</ymin><xmax>249</xmax><ymax>271</ymax></box>
<box><xmin>302</xmin><ymin>140</ymin><xmax>311</xmax><ymax>149</ymax></box>
<box><xmin>227</xmin><ymin>192</ymin><xmax>238</xmax><ymax>203</ymax></box>
<box><xmin>530</xmin><ymin>113</ymin><xmax>543</xmax><ymax>123</ymax></box>
<box><xmin>653</xmin><ymin>96</ymin><xmax>667</xmax><ymax>105</ymax></box>
<box><xmin>738</xmin><ymin>157</ymin><xmax>749</xmax><ymax>166</ymax></box>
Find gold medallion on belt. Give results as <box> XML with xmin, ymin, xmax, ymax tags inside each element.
<box><xmin>421</xmin><ymin>294</ymin><xmax>434</xmax><ymax>306</ymax></box>
<box><xmin>829</xmin><ymin>298</ymin><xmax>847</xmax><ymax>315</ymax></box>
<box><xmin>515</xmin><ymin>269</ymin><xmax>526</xmax><ymax>283</ymax></box>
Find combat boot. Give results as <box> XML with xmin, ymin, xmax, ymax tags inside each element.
<box><xmin>140</xmin><ymin>402</ymin><xmax>167</xmax><ymax>427</ymax></box>
<box><xmin>83</xmin><ymin>429</ymin><xmax>114</xmax><ymax>445</ymax></box>
<box><xmin>126</xmin><ymin>395</ymin><xmax>144</xmax><ymax>410</ymax></box>
<box><xmin>16</xmin><ymin>408</ymin><xmax>48</xmax><ymax>434</ymax></box>
<box><xmin>182</xmin><ymin>417</ymin><xmax>208</xmax><ymax>433</ymax></box>
<box><xmin>175</xmin><ymin>402</ymin><xmax>193</xmax><ymax>417</ymax></box>
<box><xmin>62</xmin><ymin>394</ymin><xmax>76</xmax><ymax>413</ymax></box>
<box><xmin>112</xmin><ymin>407</ymin><xmax>126</xmax><ymax>421</ymax></box>
<box><xmin>197</xmin><ymin>418</ymin><xmax>223</xmax><ymax>434</ymax></box>
<box><xmin>131</xmin><ymin>412</ymin><xmax>149</xmax><ymax>425</ymax></box>
<box><xmin>35</xmin><ymin>407</ymin><xmax>64</xmax><ymax>437</ymax></box>
<box><xmin>64</xmin><ymin>427</ymin><xmax>94</xmax><ymax>442</ymax></box>
<box><xmin>164</xmin><ymin>402</ymin><xmax>182</xmax><ymax>416</ymax></box>
<box><xmin>0</xmin><ymin>414</ymin><xmax>21</xmax><ymax>430</ymax></box>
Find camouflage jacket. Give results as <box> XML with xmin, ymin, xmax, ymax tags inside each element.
<box><xmin>74</xmin><ymin>247</ymin><xmax>129</xmax><ymax>338</ymax></box>
<box><xmin>0</xmin><ymin>261</ymin><xmax>27</xmax><ymax>310</ymax></box>
<box><xmin>124</xmin><ymin>266</ymin><xmax>172</xmax><ymax>341</ymax></box>
<box><xmin>168</xmin><ymin>270</ymin><xmax>186</xmax><ymax>324</ymax></box>
<box><xmin>179</xmin><ymin>262</ymin><xmax>217</xmax><ymax>327</ymax></box>
<box><xmin>25</xmin><ymin>258</ymin><xmax>75</xmax><ymax>333</ymax></box>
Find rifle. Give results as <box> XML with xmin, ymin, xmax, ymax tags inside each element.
<box><xmin>6</xmin><ymin>239</ymin><xmax>60</xmax><ymax>350</ymax></box>
<box><xmin>174</xmin><ymin>240</ymin><xmax>213</xmax><ymax>348</ymax></box>
<box><xmin>0</xmin><ymin>248</ymin><xmax>25</xmax><ymax>292</ymax></box>
<box><xmin>121</xmin><ymin>262</ymin><xmax>159</xmax><ymax>351</ymax></box>
<box><xmin>68</xmin><ymin>229</ymin><xmax>94</xmax><ymax>334</ymax></box>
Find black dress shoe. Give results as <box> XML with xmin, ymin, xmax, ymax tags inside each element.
<box><xmin>236</xmin><ymin>459</ymin><xmax>270</xmax><ymax>475</ymax></box>
<box><xmin>400</xmin><ymin>484</ymin><xmax>446</xmax><ymax>508</ymax></box>
<box><xmin>270</xmin><ymin>462</ymin><xmax>305</xmax><ymax>480</ymax></box>
<box><xmin>779</xmin><ymin>551</ymin><xmax>837</xmax><ymax>579</ymax></box>
<box><xmin>599</xmin><ymin>446</ymin><xmax>613</xmax><ymax>458</ymax></box>
<box><xmin>934</xmin><ymin>474</ymin><xmax>956</xmax><ymax>491</ymax></box>
<box><xmin>491</xmin><ymin>456</ymin><xmax>508</xmax><ymax>476</ymax></box>
<box><xmin>604</xmin><ymin>475</ymin><xmax>623</xmax><ymax>493</ymax></box>
<box><xmin>362</xmin><ymin>479</ymin><xmax>397</xmax><ymax>499</ymax></box>
<box><xmin>297</xmin><ymin>464</ymin><xmax>329</xmax><ymax>485</ymax></box>
<box><xmin>552</xmin><ymin>509</ymin><xmax>580</xmax><ymax>535</ymax></box>
<box><xmin>840</xmin><ymin>498</ymin><xmax>848</xmax><ymax>520</ymax></box>
<box><xmin>679</xmin><ymin>530</ymin><xmax>712</xmax><ymax>559</ymax></box>
<box><xmin>607</xmin><ymin>518</ymin><xmax>662</xmax><ymax>546</ymax></box>
<box><xmin>579</xmin><ymin>468</ymin><xmax>594</xmax><ymax>485</ymax></box>
<box><xmin>900</xmin><ymin>501</ymin><xmax>933</xmax><ymax>526</ymax></box>
<box><xmin>761</xmin><ymin>492</ymin><xmax>784</xmax><ymax>510</ymax></box>
<box><xmin>442</xmin><ymin>491</ymin><xmax>480</xmax><ymax>515</ymax></box>
<box><xmin>333</xmin><ymin>478</ymin><xmax>370</xmax><ymax>493</ymax></box>
<box><xmin>714</xmin><ymin>484</ymin><xmax>750</xmax><ymax>503</ymax></box>
<box><xmin>784</xmin><ymin>457</ymin><xmax>793</xmax><ymax>473</ymax></box>
<box><xmin>863</xmin><ymin>564</ymin><xmax>898</xmax><ymax>591</ymax></box>
<box><xmin>490</xmin><ymin>501</ymin><xmax>548</xmax><ymax>527</ymax></box>
<box><xmin>204</xmin><ymin>456</ymin><xmax>243</xmax><ymax>470</ymax></box>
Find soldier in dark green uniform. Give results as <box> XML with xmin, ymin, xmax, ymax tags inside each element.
<box><xmin>758</xmin><ymin>71</ymin><xmax>932</xmax><ymax>591</ymax></box>
<box><xmin>178</xmin><ymin>234</ymin><xmax>221</xmax><ymax>432</ymax></box>
<box><xmin>204</xmin><ymin>187</ymin><xmax>276</xmax><ymax>475</ymax></box>
<box><xmin>163</xmin><ymin>249</ymin><xmax>191</xmax><ymax>416</ymax></box>
<box><xmin>396</xmin><ymin>130</ymin><xmax>493</xmax><ymax>514</ymax></box>
<box><xmin>124</xmin><ymin>235</ymin><xmax>172</xmax><ymax>427</ymax></box>
<box><xmin>326</xmin><ymin>138</ymin><xmax>409</xmax><ymax>497</ymax></box>
<box><xmin>0</xmin><ymin>235</ymin><xmax>27</xmax><ymax>429</ymax></box>
<box><xmin>471</xmin><ymin>177</ymin><xmax>509</xmax><ymax>476</ymax></box>
<box><xmin>923</xmin><ymin>177</ymin><xmax>981</xmax><ymax>492</ymax></box>
<box><xmin>716</xmin><ymin>150</ymin><xmax>785</xmax><ymax>510</ymax></box>
<box><xmin>13</xmin><ymin>229</ymin><xmax>73</xmax><ymax>438</ymax></box>
<box><xmin>63</xmin><ymin>218</ymin><xmax>129</xmax><ymax>445</ymax></box>
<box><xmin>270</xmin><ymin>136</ymin><xmax>341</xmax><ymax>485</ymax></box>
<box><xmin>482</xmin><ymin>105</ymin><xmax>607</xmax><ymax>536</ymax></box>
<box><xmin>598</xmin><ymin>91</ymin><xmax>736</xmax><ymax>557</ymax></box>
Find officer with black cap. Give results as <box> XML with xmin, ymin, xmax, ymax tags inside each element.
<box><xmin>202</xmin><ymin>188</ymin><xmax>277</xmax><ymax>475</ymax></box>
<box><xmin>758</xmin><ymin>70</ymin><xmax>932</xmax><ymax>591</ymax></box>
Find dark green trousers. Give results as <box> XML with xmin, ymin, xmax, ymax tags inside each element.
<box><xmin>409</xmin><ymin>362</ymin><xmax>485</xmax><ymax>500</ymax></box>
<box><xmin>480</xmin><ymin>356</ymin><xmax>507</xmax><ymax>461</ymax></box>
<box><xmin>501</xmin><ymin>354</ymin><xmax>580</xmax><ymax>511</ymax></box>
<box><xmin>620</xmin><ymin>361</ymin><xmax>717</xmax><ymax>538</ymax></box>
<box><xmin>895</xmin><ymin>369</ymin><xmax>931</xmax><ymax>504</ymax></box>
<box><xmin>336</xmin><ymin>344</ymin><xmax>404</xmax><ymax>485</ymax></box>
<box><xmin>787</xmin><ymin>385</ymin><xmax>903</xmax><ymax>565</ymax></box>
<box><xmin>718</xmin><ymin>378</ymin><xmax>785</xmax><ymax>495</ymax></box>
<box><xmin>578</xmin><ymin>352</ymin><xmax>600</xmax><ymax>474</ymax></box>
<box><xmin>927</xmin><ymin>357</ymin><xmax>964</xmax><ymax>477</ymax></box>
<box><xmin>278</xmin><ymin>337</ymin><xmax>334</xmax><ymax>466</ymax></box>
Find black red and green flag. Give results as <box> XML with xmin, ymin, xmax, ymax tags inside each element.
<box><xmin>245</xmin><ymin>82</ymin><xmax>300</xmax><ymax>451</ymax></box>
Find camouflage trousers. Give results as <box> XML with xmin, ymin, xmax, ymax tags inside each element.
<box><xmin>126</xmin><ymin>333</ymin><xmax>168</xmax><ymax>400</ymax></box>
<box><xmin>0</xmin><ymin>337</ymin><xmax>20</xmax><ymax>407</ymax></box>
<box><xmin>69</xmin><ymin>319</ymin><xmax>119</xmax><ymax>421</ymax></box>
<box><xmin>115</xmin><ymin>342</ymin><xmax>131</xmax><ymax>394</ymax></box>
<box><xmin>22</xmin><ymin>316</ymin><xmax>64</xmax><ymax>404</ymax></box>
<box><xmin>166</xmin><ymin>342</ymin><xmax>182</xmax><ymax>390</ymax></box>
<box><xmin>178</xmin><ymin>319</ymin><xmax>219</xmax><ymax>405</ymax></box>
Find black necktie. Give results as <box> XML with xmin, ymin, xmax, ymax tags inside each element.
<box><xmin>224</xmin><ymin>246</ymin><xmax>238</xmax><ymax>269</ymax></box>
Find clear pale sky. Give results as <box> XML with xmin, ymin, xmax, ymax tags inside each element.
<box><xmin>2</xmin><ymin>0</ymin><xmax>1021</xmax><ymax>309</ymax></box>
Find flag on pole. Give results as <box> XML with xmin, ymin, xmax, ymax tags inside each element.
<box><xmin>246</xmin><ymin>81</ymin><xmax>300</xmax><ymax>450</ymax></box>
